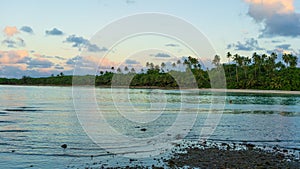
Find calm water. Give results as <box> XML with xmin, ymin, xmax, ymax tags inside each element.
<box><xmin>0</xmin><ymin>85</ymin><xmax>300</xmax><ymax>168</ymax></box>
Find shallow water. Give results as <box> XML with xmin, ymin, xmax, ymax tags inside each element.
<box><xmin>0</xmin><ymin>85</ymin><xmax>299</xmax><ymax>168</ymax></box>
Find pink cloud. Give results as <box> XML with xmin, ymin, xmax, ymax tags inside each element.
<box><xmin>86</xmin><ymin>55</ymin><xmax>118</xmax><ymax>67</ymax></box>
<box><xmin>245</xmin><ymin>0</ymin><xmax>294</xmax><ymax>14</ymax></box>
<box><xmin>244</xmin><ymin>0</ymin><xmax>295</xmax><ymax>21</ymax></box>
<box><xmin>0</xmin><ymin>50</ymin><xmax>29</xmax><ymax>64</ymax></box>
<box><xmin>3</xmin><ymin>26</ymin><xmax>19</xmax><ymax>37</ymax></box>
<box><xmin>244</xmin><ymin>0</ymin><xmax>300</xmax><ymax>37</ymax></box>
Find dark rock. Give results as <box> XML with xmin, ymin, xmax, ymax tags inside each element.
<box><xmin>246</xmin><ymin>143</ymin><xmax>255</xmax><ymax>150</ymax></box>
<box><xmin>61</xmin><ymin>144</ymin><xmax>67</xmax><ymax>149</ymax></box>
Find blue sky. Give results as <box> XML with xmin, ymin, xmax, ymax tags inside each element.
<box><xmin>1</xmin><ymin>0</ymin><xmax>300</xmax><ymax>77</ymax></box>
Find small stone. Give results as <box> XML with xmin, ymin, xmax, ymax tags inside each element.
<box><xmin>61</xmin><ymin>144</ymin><xmax>67</xmax><ymax>149</ymax></box>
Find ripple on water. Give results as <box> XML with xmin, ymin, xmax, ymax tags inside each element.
<box><xmin>0</xmin><ymin>120</ymin><xmax>15</xmax><ymax>123</ymax></box>
<box><xmin>0</xmin><ymin>130</ymin><xmax>31</xmax><ymax>133</ymax></box>
<box><xmin>4</xmin><ymin>108</ymin><xmax>40</xmax><ymax>112</ymax></box>
<box><xmin>0</xmin><ymin>111</ymin><xmax>8</xmax><ymax>115</ymax></box>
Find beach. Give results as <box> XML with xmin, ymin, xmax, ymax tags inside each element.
<box><xmin>95</xmin><ymin>141</ymin><xmax>300</xmax><ymax>168</ymax></box>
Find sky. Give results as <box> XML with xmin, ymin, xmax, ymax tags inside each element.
<box><xmin>1</xmin><ymin>0</ymin><xmax>300</xmax><ymax>78</ymax></box>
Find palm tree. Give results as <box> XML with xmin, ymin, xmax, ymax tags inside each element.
<box><xmin>124</xmin><ymin>66</ymin><xmax>129</xmax><ymax>72</ymax></box>
<box><xmin>183</xmin><ymin>59</ymin><xmax>189</xmax><ymax>69</ymax></box>
<box><xmin>150</xmin><ymin>63</ymin><xmax>154</xmax><ymax>70</ymax></box>
<box><xmin>130</xmin><ymin>67</ymin><xmax>136</xmax><ymax>73</ymax></box>
<box><xmin>242</xmin><ymin>56</ymin><xmax>251</xmax><ymax>78</ymax></box>
<box><xmin>283</xmin><ymin>53</ymin><xmax>289</xmax><ymax>66</ymax></box>
<box><xmin>188</xmin><ymin>56</ymin><xmax>199</xmax><ymax>69</ymax></box>
<box><xmin>226</xmin><ymin>52</ymin><xmax>232</xmax><ymax>79</ymax></box>
<box><xmin>117</xmin><ymin>67</ymin><xmax>122</xmax><ymax>73</ymax></box>
<box><xmin>252</xmin><ymin>52</ymin><xmax>261</xmax><ymax>77</ymax></box>
<box><xmin>212</xmin><ymin>55</ymin><xmax>221</xmax><ymax>67</ymax></box>
<box><xmin>227</xmin><ymin>52</ymin><xmax>232</xmax><ymax>64</ymax></box>
<box><xmin>161</xmin><ymin>62</ymin><xmax>166</xmax><ymax>72</ymax></box>
<box><xmin>276</xmin><ymin>61</ymin><xmax>285</xmax><ymax>70</ymax></box>
<box><xmin>172</xmin><ymin>62</ymin><xmax>176</xmax><ymax>69</ymax></box>
<box><xmin>265</xmin><ymin>53</ymin><xmax>277</xmax><ymax>74</ymax></box>
<box><xmin>289</xmin><ymin>54</ymin><xmax>298</xmax><ymax>68</ymax></box>
<box><xmin>233</xmin><ymin>54</ymin><xmax>241</xmax><ymax>83</ymax></box>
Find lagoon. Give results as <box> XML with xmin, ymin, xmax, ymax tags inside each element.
<box><xmin>0</xmin><ymin>85</ymin><xmax>300</xmax><ymax>168</ymax></box>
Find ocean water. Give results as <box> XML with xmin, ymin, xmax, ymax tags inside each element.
<box><xmin>0</xmin><ymin>85</ymin><xmax>300</xmax><ymax>168</ymax></box>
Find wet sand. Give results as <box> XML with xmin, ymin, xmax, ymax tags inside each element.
<box><xmin>97</xmin><ymin>141</ymin><xmax>300</xmax><ymax>169</ymax></box>
<box><xmin>197</xmin><ymin>88</ymin><xmax>300</xmax><ymax>95</ymax></box>
<box><xmin>168</xmin><ymin>146</ymin><xmax>300</xmax><ymax>168</ymax></box>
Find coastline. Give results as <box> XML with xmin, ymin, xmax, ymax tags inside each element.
<box><xmin>196</xmin><ymin>88</ymin><xmax>300</xmax><ymax>95</ymax></box>
<box><xmin>1</xmin><ymin>84</ymin><xmax>300</xmax><ymax>95</ymax></box>
<box><xmin>88</xmin><ymin>141</ymin><xmax>300</xmax><ymax>168</ymax></box>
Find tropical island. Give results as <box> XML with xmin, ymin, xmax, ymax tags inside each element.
<box><xmin>0</xmin><ymin>52</ymin><xmax>299</xmax><ymax>91</ymax></box>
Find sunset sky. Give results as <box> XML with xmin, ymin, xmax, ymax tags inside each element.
<box><xmin>1</xmin><ymin>0</ymin><xmax>300</xmax><ymax>78</ymax></box>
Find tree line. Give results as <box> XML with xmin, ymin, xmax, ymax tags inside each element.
<box><xmin>0</xmin><ymin>52</ymin><xmax>299</xmax><ymax>90</ymax></box>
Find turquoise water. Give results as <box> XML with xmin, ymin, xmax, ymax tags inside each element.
<box><xmin>0</xmin><ymin>85</ymin><xmax>300</xmax><ymax>168</ymax></box>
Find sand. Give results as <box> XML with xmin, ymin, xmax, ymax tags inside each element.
<box><xmin>196</xmin><ymin>88</ymin><xmax>300</xmax><ymax>95</ymax></box>
<box><xmin>93</xmin><ymin>141</ymin><xmax>300</xmax><ymax>169</ymax></box>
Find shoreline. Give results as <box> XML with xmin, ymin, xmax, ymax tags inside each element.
<box><xmin>89</xmin><ymin>141</ymin><xmax>300</xmax><ymax>168</ymax></box>
<box><xmin>1</xmin><ymin>84</ymin><xmax>300</xmax><ymax>95</ymax></box>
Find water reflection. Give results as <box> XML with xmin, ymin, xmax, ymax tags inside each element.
<box><xmin>0</xmin><ymin>85</ymin><xmax>299</xmax><ymax>168</ymax></box>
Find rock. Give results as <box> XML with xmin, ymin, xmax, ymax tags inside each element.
<box><xmin>61</xmin><ymin>144</ymin><xmax>67</xmax><ymax>149</ymax></box>
<box><xmin>246</xmin><ymin>143</ymin><xmax>255</xmax><ymax>150</ymax></box>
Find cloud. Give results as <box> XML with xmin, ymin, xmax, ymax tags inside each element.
<box><xmin>54</xmin><ymin>64</ymin><xmax>64</xmax><ymax>70</ymax></box>
<box><xmin>276</xmin><ymin>44</ymin><xmax>291</xmax><ymax>50</ymax></box>
<box><xmin>45</xmin><ymin>28</ymin><xmax>64</xmax><ymax>36</ymax></box>
<box><xmin>39</xmin><ymin>55</ymin><xmax>66</xmax><ymax>60</ymax></box>
<box><xmin>20</xmin><ymin>26</ymin><xmax>33</xmax><ymax>34</ymax></box>
<box><xmin>27</xmin><ymin>58</ymin><xmax>54</xmax><ymax>69</ymax></box>
<box><xmin>0</xmin><ymin>50</ymin><xmax>56</xmax><ymax>70</ymax></box>
<box><xmin>271</xmin><ymin>40</ymin><xmax>283</xmax><ymax>43</ymax></box>
<box><xmin>165</xmin><ymin>43</ymin><xmax>179</xmax><ymax>47</ymax></box>
<box><xmin>2</xmin><ymin>26</ymin><xmax>25</xmax><ymax>48</ymax></box>
<box><xmin>126</xmin><ymin>0</ymin><xmax>135</xmax><ymax>4</ymax></box>
<box><xmin>151</xmin><ymin>53</ymin><xmax>171</xmax><ymax>58</ymax></box>
<box><xmin>66</xmin><ymin>55</ymin><xmax>82</xmax><ymax>65</ymax></box>
<box><xmin>64</xmin><ymin>35</ymin><xmax>107</xmax><ymax>52</ymax></box>
<box><xmin>2</xmin><ymin>37</ymin><xmax>25</xmax><ymax>48</ymax></box>
<box><xmin>87</xmin><ymin>44</ymin><xmax>108</xmax><ymax>52</ymax></box>
<box><xmin>267</xmin><ymin>44</ymin><xmax>298</xmax><ymax>56</ymax></box>
<box><xmin>227</xmin><ymin>38</ymin><xmax>264</xmax><ymax>51</ymax></box>
<box><xmin>125</xmin><ymin>59</ymin><xmax>140</xmax><ymax>64</ymax></box>
<box><xmin>245</xmin><ymin>0</ymin><xmax>300</xmax><ymax>37</ymax></box>
<box><xmin>0</xmin><ymin>65</ymin><xmax>29</xmax><ymax>78</ymax></box>
<box><xmin>0</xmin><ymin>50</ymin><xmax>29</xmax><ymax>64</ymax></box>
<box><xmin>66</xmin><ymin>55</ymin><xmax>117</xmax><ymax>69</ymax></box>
<box><xmin>0</xmin><ymin>65</ymin><xmax>60</xmax><ymax>78</ymax></box>
<box><xmin>3</xmin><ymin>26</ymin><xmax>19</xmax><ymax>37</ymax></box>
<box><xmin>0</xmin><ymin>50</ymin><xmax>68</xmax><ymax>78</ymax></box>
<box><xmin>66</xmin><ymin>55</ymin><xmax>118</xmax><ymax>75</ymax></box>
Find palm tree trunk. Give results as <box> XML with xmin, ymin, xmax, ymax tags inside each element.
<box><xmin>236</xmin><ymin>66</ymin><xmax>238</xmax><ymax>83</ymax></box>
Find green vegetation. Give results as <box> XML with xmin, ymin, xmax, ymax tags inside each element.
<box><xmin>0</xmin><ymin>52</ymin><xmax>299</xmax><ymax>90</ymax></box>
